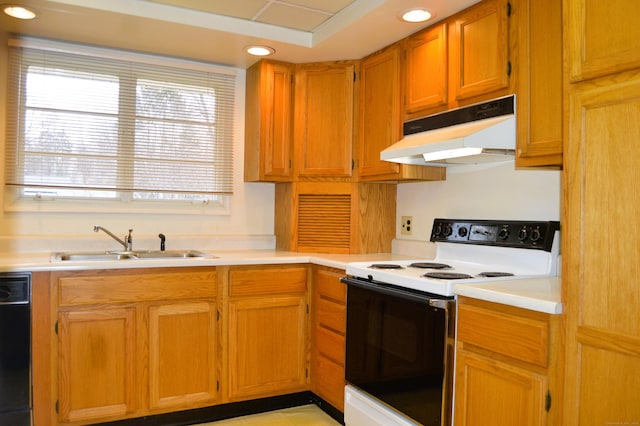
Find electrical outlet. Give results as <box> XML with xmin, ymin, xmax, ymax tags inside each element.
<box><xmin>401</xmin><ymin>216</ymin><xmax>413</xmax><ymax>235</ymax></box>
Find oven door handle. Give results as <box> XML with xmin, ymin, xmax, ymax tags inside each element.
<box><xmin>341</xmin><ymin>276</ymin><xmax>453</xmax><ymax>310</ymax></box>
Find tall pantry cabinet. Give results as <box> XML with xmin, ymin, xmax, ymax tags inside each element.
<box><xmin>562</xmin><ymin>0</ymin><xmax>640</xmax><ymax>423</ymax></box>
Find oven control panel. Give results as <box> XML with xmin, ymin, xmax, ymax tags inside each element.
<box><xmin>430</xmin><ymin>219</ymin><xmax>560</xmax><ymax>251</ymax></box>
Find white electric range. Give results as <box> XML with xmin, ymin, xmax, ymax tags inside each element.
<box><xmin>347</xmin><ymin>218</ymin><xmax>560</xmax><ymax>296</ymax></box>
<box><xmin>342</xmin><ymin>218</ymin><xmax>560</xmax><ymax>426</ymax></box>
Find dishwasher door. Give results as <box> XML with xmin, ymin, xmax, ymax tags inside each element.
<box><xmin>0</xmin><ymin>273</ymin><xmax>31</xmax><ymax>425</ymax></box>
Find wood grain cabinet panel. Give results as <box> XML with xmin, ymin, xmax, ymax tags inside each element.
<box><xmin>359</xmin><ymin>42</ymin><xmax>445</xmax><ymax>182</ymax></box>
<box><xmin>562</xmin><ymin>68</ymin><xmax>640</xmax><ymax>424</ymax></box>
<box><xmin>227</xmin><ymin>266</ymin><xmax>309</xmax><ymax>401</ymax></box>
<box><xmin>515</xmin><ymin>0</ymin><xmax>563</xmax><ymax>167</ymax></box>
<box><xmin>405</xmin><ymin>23</ymin><xmax>448</xmax><ymax>115</ymax></box>
<box><xmin>148</xmin><ymin>301</ymin><xmax>218</xmax><ymax>410</ymax></box>
<box><xmin>450</xmin><ymin>0</ymin><xmax>511</xmax><ymax>101</ymax></box>
<box><xmin>57</xmin><ymin>307</ymin><xmax>137</xmax><ymax>423</ymax></box>
<box><xmin>228</xmin><ymin>296</ymin><xmax>308</xmax><ymax>400</ymax></box>
<box><xmin>310</xmin><ymin>266</ymin><xmax>346</xmax><ymax>411</ymax></box>
<box><xmin>455</xmin><ymin>350</ymin><xmax>546</xmax><ymax>426</ymax></box>
<box><xmin>293</xmin><ymin>62</ymin><xmax>356</xmax><ymax>180</ymax></box>
<box><xmin>244</xmin><ymin>60</ymin><xmax>293</xmax><ymax>182</ymax></box>
<box><xmin>275</xmin><ymin>181</ymin><xmax>396</xmax><ymax>254</ymax></box>
<box><xmin>457</xmin><ymin>302</ymin><xmax>549</xmax><ymax>367</ymax></box>
<box><xmin>455</xmin><ymin>297</ymin><xmax>559</xmax><ymax>426</ymax></box>
<box><xmin>53</xmin><ymin>268</ymin><xmax>218</xmax><ymax>425</ymax></box>
<box><xmin>566</xmin><ymin>0</ymin><xmax>640</xmax><ymax>82</ymax></box>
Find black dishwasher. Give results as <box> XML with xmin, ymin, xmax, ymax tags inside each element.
<box><xmin>0</xmin><ymin>273</ymin><xmax>31</xmax><ymax>425</ymax></box>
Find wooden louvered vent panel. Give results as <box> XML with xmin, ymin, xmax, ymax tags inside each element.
<box><xmin>297</xmin><ymin>194</ymin><xmax>351</xmax><ymax>253</ymax></box>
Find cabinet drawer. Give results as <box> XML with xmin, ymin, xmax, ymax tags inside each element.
<box><xmin>229</xmin><ymin>266</ymin><xmax>307</xmax><ymax>297</ymax></box>
<box><xmin>57</xmin><ymin>269</ymin><xmax>216</xmax><ymax>306</ymax></box>
<box><xmin>317</xmin><ymin>297</ymin><xmax>346</xmax><ymax>334</ymax></box>
<box><xmin>315</xmin><ymin>268</ymin><xmax>346</xmax><ymax>303</ymax></box>
<box><xmin>316</xmin><ymin>326</ymin><xmax>345</xmax><ymax>366</ymax></box>
<box><xmin>314</xmin><ymin>355</ymin><xmax>345</xmax><ymax>411</ymax></box>
<box><xmin>457</xmin><ymin>302</ymin><xmax>549</xmax><ymax>367</ymax></box>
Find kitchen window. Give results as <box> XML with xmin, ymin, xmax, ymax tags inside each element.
<box><xmin>5</xmin><ymin>38</ymin><xmax>236</xmax><ymax>213</ymax></box>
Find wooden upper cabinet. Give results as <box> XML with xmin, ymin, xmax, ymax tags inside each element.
<box><xmin>515</xmin><ymin>0</ymin><xmax>563</xmax><ymax>167</ymax></box>
<box><xmin>450</xmin><ymin>0</ymin><xmax>511</xmax><ymax>102</ymax></box>
<box><xmin>244</xmin><ymin>60</ymin><xmax>293</xmax><ymax>182</ymax></box>
<box><xmin>405</xmin><ymin>23</ymin><xmax>448</xmax><ymax>115</ymax></box>
<box><xmin>566</xmin><ymin>0</ymin><xmax>640</xmax><ymax>82</ymax></box>
<box><xmin>293</xmin><ymin>62</ymin><xmax>356</xmax><ymax>180</ymax></box>
<box><xmin>359</xmin><ymin>44</ymin><xmax>445</xmax><ymax>182</ymax></box>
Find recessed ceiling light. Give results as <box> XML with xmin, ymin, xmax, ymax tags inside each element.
<box><xmin>401</xmin><ymin>8</ymin><xmax>432</xmax><ymax>23</ymax></box>
<box><xmin>245</xmin><ymin>46</ymin><xmax>275</xmax><ymax>57</ymax></box>
<box><xmin>3</xmin><ymin>5</ymin><xmax>36</xmax><ymax>20</ymax></box>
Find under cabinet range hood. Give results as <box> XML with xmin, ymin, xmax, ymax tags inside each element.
<box><xmin>381</xmin><ymin>95</ymin><xmax>516</xmax><ymax>167</ymax></box>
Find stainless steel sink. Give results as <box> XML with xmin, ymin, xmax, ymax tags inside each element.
<box><xmin>52</xmin><ymin>250</ymin><xmax>215</xmax><ymax>262</ymax></box>
<box><xmin>135</xmin><ymin>250</ymin><xmax>213</xmax><ymax>259</ymax></box>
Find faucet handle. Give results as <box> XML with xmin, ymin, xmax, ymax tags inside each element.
<box><xmin>126</xmin><ymin>229</ymin><xmax>133</xmax><ymax>251</ymax></box>
<box><xmin>158</xmin><ymin>233</ymin><xmax>166</xmax><ymax>252</ymax></box>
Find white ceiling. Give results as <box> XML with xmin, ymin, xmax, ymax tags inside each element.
<box><xmin>1</xmin><ymin>0</ymin><xmax>480</xmax><ymax>68</ymax></box>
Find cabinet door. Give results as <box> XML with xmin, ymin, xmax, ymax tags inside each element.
<box><xmin>228</xmin><ymin>295</ymin><xmax>308</xmax><ymax>400</ymax></box>
<box><xmin>405</xmin><ymin>23</ymin><xmax>448</xmax><ymax>115</ymax></box>
<box><xmin>358</xmin><ymin>44</ymin><xmax>403</xmax><ymax>180</ymax></box>
<box><xmin>148</xmin><ymin>301</ymin><xmax>218</xmax><ymax>410</ymax></box>
<box><xmin>566</xmin><ymin>0</ymin><xmax>640</xmax><ymax>82</ymax></box>
<box><xmin>454</xmin><ymin>350</ymin><xmax>546</xmax><ymax>426</ymax></box>
<box><xmin>294</xmin><ymin>62</ymin><xmax>355</xmax><ymax>179</ymax></box>
<box><xmin>244</xmin><ymin>60</ymin><xmax>293</xmax><ymax>182</ymax></box>
<box><xmin>450</xmin><ymin>0</ymin><xmax>510</xmax><ymax>101</ymax></box>
<box><xmin>58</xmin><ymin>307</ymin><xmax>137</xmax><ymax>423</ymax></box>
<box><xmin>515</xmin><ymin>0</ymin><xmax>563</xmax><ymax>167</ymax></box>
<box><xmin>563</xmin><ymin>72</ymin><xmax>640</xmax><ymax>425</ymax></box>
<box><xmin>311</xmin><ymin>267</ymin><xmax>346</xmax><ymax>410</ymax></box>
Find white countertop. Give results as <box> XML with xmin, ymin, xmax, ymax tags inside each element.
<box><xmin>455</xmin><ymin>277</ymin><xmax>562</xmax><ymax>314</ymax></box>
<box><xmin>0</xmin><ymin>250</ymin><xmax>562</xmax><ymax>314</ymax></box>
<box><xmin>0</xmin><ymin>250</ymin><xmax>418</xmax><ymax>273</ymax></box>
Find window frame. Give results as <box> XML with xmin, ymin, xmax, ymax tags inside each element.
<box><xmin>4</xmin><ymin>37</ymin><xmax>239</xmax><ymax>215</ymax></box>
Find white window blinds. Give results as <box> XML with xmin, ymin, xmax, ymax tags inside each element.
<box><xmin>5</xmin><ymin>39</ymin><xmax>235</xmax><ymax>198</ymax></box>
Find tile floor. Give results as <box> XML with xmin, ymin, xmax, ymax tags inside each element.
<box><xmin>196</xmin><ymin>404</ymin><xmax>341</xmax><ymax>426</ymax></box>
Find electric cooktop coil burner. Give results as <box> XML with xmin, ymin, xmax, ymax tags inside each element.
<box><xmin>408</xmin><ymin>262</ymin><xmax>451</xmax><ymax>269</ymax></box>
<box><xmin>369</xmin><ymin>264</ymin><xmax>404</xmax><ymax>270</ymax></box>
<box><xmin>423</xmin><ymin>272</ymin><xmax>474</xmax><ymax>280</ymax></box>
<box><xmin>477</xmin><ymin>272</ymin><xmax>515</xmax><ymax>277</ymax></box>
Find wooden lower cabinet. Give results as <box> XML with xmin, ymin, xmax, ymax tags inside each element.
<box><xmin>454</xmin><ymin>297</ymin><xmax>561</xmax><ymax>426</ymax></box>
<box><xmin>57</xmin><ymin>307</ymin><xmax>137</xmax><ymax>422</ymax></box>
<box><xmin>455</xmin><ymin>350</ymin><xmax>547</xmax><ymax>426</ymax></box>
<box><xmin>226</xmin><ymin>265</ymin><xmax>309</xmax><ymax>401</ymax></box>
<box><xmin>310</xmin><ymin>266</ymin><xmax>346</xmax><ymax>411</ymax></box>
<box><xmin>40</xmin><ymin>263</ymin><xmax>331</xmax><ymax>424</ymax></box>
<box><xmin>148</xmin><ymin>301</ymin><xmax>218</xmax><ymax>410</ymax></box>
<box><xmin>53</xmin><ymin>268</ymin><xmax>219</xmax><ymax>425</ymax></box>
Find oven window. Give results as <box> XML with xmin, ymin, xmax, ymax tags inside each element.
<box><xmin>346</xmin><ymin>284</ymin><xmax>447</xmax><ymax>426</ymax></box>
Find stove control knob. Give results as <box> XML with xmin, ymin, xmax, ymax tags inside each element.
<box><xmin>434</xmin><ymin>224</ymin><xmax>442</xmax><ymax>237</ymax></box>
<box><xmin>518</xmin><ymin>226</ymin><xmax>528</xmax><ymax>241</ymax></box>
<box><xmin>498</xmin><ymin>227</ymin><xmax>510</xmax><ymax>240</ymax></box>
<box><xmin>458</xmin><ymin>226</ymin><xmax>468</xmax><ymax>238</ymax></box>
<box><xmin>530</xmin><ymin>226</ymin><xmax>542</xmax><ymax>242</ymax></box>
<box><xmin>442</xmin><ymin>224</ymin><xmax>453</xmax><ymax>237</ymax></box>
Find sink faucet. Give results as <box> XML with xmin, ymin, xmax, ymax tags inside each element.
<box><xmin>94</xmin><ymin>226</ymin><xmax>133</xmax><ymax>251</ymax></box>
<box><xmin>158</xmin><ymin>233</ymin><xmax>166</xmax><ymax>252</ymax></box>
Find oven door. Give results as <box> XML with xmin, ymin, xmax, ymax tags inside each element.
<box><xmin>342</xmin><ymin>277</ymin><xmax>454</xmax><ymax>426</ymax></box>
